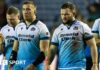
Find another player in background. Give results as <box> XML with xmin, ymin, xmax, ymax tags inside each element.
<box><xmin>48</xmin><ymin>2</ymin><xmax>98</xmax><ymax>70</ymax></box>
<box><xmin>0</xmin><ymin>6</ymin><xmax>20</xmax><ymax>70</ymax></box>
<box><xmin>9</xmin><ymin>1</ymin><xmax>50</xmax><ymax>70</ymax></box>
<box><xmin>92</xmin><ymin>18</ymin><xmax>100</xmax><ymax>70</ymax></box>
<box><xmin>0</xmin><ymin>32</ymin><xmax>4</xmax><ymax>70</ymax></box>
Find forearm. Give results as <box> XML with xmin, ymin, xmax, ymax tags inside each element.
<box><xmin>48</xmin><ymin>45</ymin><xmax>57</xmax><ymax>65</ymax></box>
<box><xmin>90</xmin><ymin>45</ymin><xmax>98</xmax><ymax>65</ymax></box>
<box><xmin>50</xmin><ymin>55</ymin><xmax>57</xmax><ymax>70</ymax></box>
<box><xmin>86</xmin><ymin>38</ymin><xmax>98</xmax><ymax>65</ymax></box>
<box><xmin>32</xmin><ymin>47</ymin><xmax>48</xmax><ymax>67</ymax></box>
<box><xmin>12</xmin><ymin>40</ymin><xmax>18</xmax><ymax>51</ymax></box>
<box><xmin>32</xmin><ymin>51</ymin><xmax>45</xmax><ymax>67</ymax></box>
<box><xmin>9</xmin><ymin>40</ymin><xmax>18</xmax><ymax>67</ymax></box>
<box><xmin>39</xmin><ymin>40</ymin><xmax>50</xmax><ymax>64</ymax></box>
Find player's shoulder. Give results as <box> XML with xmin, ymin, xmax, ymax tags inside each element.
<box><xmin>75</xmin><ymin>20</ymin><xmax>88</xmax><ymax>27</ymax></box>
<box><xmin>94</xmin><ymin>18</ymin><xmax>100</xmax><ymax>25</ymax></box>
<box><xmin>36</xmin><ymin>20</ymin><xmax>47</xmax><ymax>27</ymax></box>
<box><xmin>54</xmin><ymin>24</ymin><xmax>64</xmax><ymax>33</ymax></box>
<box><xmin>36</xmin><ymin>20</ymin><xmax>48</xmax><ymax>30</ymax></box>
<box><xmin>1</xmin><ymin>24</ymin><xmax>9</xmax><ymax>31</ymax></box>
<box><xmin>56</xmin><ymin>24</ymin><xmax>64</xmax><ymax>29</ymax></box>
<box><xmin>15</xmin><ymin>22</ymin><xmax>25</xmax><ymax>29</ymax></box>
<box><xmin>16</xmin><ymin>22</ymin><xmax>25</xmax><ymax>26</ymax></box>
<box><xmin>95</xmin><ymin>18</ymin><xmax>100</xmax><ymax>22</ymax></box>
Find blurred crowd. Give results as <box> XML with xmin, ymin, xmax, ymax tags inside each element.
<box><xmin>0</xmin><ymin>0</ymin><xmax>100</xmax><ymax>29</ymax></box>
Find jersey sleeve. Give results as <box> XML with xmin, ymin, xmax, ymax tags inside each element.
<box><xmin>51</xmin><ymin>29</ymin><xmax>59</xmax><ymax>46</ymax></box>
<box><xmin>39</xmin><ymin>24</ymin><xmax>50</xmax><ymax>40</ymax></box>
<box><xmin>92</xmin><ymin>19</ymin><xmax>100</xmax><ymax>38</ymax></box>
<box><xmin>83</xmin><ymin>24</ymin><xmax>93</xmax><ymax>40</ymax></box>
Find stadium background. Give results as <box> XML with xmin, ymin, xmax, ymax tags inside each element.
<box><xmin>0</xmin><ymin>0</ymin><xmax>100</xmax><ymax>29</ymax></box>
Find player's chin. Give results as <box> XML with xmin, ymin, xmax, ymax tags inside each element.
<box><xmin>24</xmin><ymin>17</ymin><xmax>30</xmax><ymax>21</ymax></box>
<box><xmin>62</xmin><ymin>20</ymin><xmax>68</xmax><ymax>24</ymax></box>
<box><xmin>24</xmin><ymin>15</ymin><xmax>30</xmax><ymax>18</ymax></box>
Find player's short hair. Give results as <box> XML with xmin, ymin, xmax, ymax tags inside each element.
<box><xmin>61</xmin><ymin>2</ymin><xmax>75</xmax><ymax>10</ymax></box>
<box><xmin>61</xmin><ymin>2</ymin><xmax>76</xmax><ymax>15</ymax></box>
<box><xmin>22</xmin><ymin>1</ymin><xmax>37</xmax><ymax>13</ymax></box>
<box><xmin>22</xmin><ymin>1</ymin><xmax>36</xmax><ymax>8</ymax></box>
<box><xmin>7</xmin><ymin>6</ymin><xmax>19</xmax><ymax>15</ymax></box>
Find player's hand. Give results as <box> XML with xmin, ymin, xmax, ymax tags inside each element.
<box><xmin>91</xmin><ymin>64</ymin><xmax>98</xmax><ymax>70</ymax></box>
<box><xmin>25</xmin><ymin>64</ymin><xmax>35</xmax><ymax>70</ymax></box>
<box><xmin>8</xmin><ymin>64</ymin><xmax>12</xmax><ymax>70</ymax></box>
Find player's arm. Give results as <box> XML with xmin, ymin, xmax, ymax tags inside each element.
<box><xmin>10</xmin><ymin>40</ymin><xmax>19</xmax><ymax>61</ymax></box>
<box><xmin>48</xmin><ymin>44</ymin><xmax>57</xmax><ymax>65</ymax></box>
<box><xmin>83</xmin><ymin>22</ymin><xmax>98</xmax><ymax>70</ymax></box>
<box><xmin>33</xmin><ymin>40</ymin><xmax>50</xmax><ymax>66</ymax></box>
<box><xmin>48</xmin><ymin>29</ymin><xmax>58</xmax><ymax>66</ymax></box>
<box><xmin>12</xmin><ymin>40</ymin><xmax>19</xmax><ymax>51</ymax></box>
<box><xmin>92</xmin><ymin>19</ymin><xmax>100</xmax><ymax>46</ymax></box>
<box><xmin>0</xmin><ymin>33</ymin><xmax>4</xmax><ymax>53</ymax></box>
<box><xmin>86</xmin><ymin>37</ymin><xmax>98</xmax><ymax>70</ymax></box>
<box><xmin>8</xmin><ymin>39</ymin><xmax>18</xmax><ymax>69</ymax></box>
<box><xmin>40</xmin><ymin>39</ymin><xmax>50</xmax><ymax>56</ymax></box>
<box><xmin>93</xmin><ymin>33</ymin><xmax>100</xmax><ymax>45</ymax></box>
<box><xmin>40</xmin><ymin>39</ymin><xmax>50</xmax><ymax>69</ymax></box>
<box><xmin>32</xmin><ymin>24</ymin><xmax>50</xmax><ymax>67</ymax></box>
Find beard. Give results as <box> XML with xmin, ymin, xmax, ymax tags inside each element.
<box><xmin>24</xmin><ymin>17</ymin><xmax>33</xmax><ymax>22</ymax></box>
<box><xmin>62</xmin><ymin>17</ymin><xmax>75</xmax><ymax>25</ymax></box>
<box><xmin>62</xmin><ymin>19</ymin><xmax>76</xmax><ymax>26</ymax></box>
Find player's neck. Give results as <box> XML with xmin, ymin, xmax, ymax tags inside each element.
<box><xmin>25</xmin><ymin>16</ymin><xmax>36</xmax><ymax>26</ymax></box>
<box><xmin>64</xmin><ymin>17</ymin><xmax>75</xmax><ymax>26</ymax></box>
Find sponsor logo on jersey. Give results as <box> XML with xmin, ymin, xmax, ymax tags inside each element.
<box><xmin>73</xmin><ymin>26</ymin><xmax>78</xmax><ymax>30</ymax></box>
<box><xmin>21</xmin><ymin>27</ymin><xmax>23</xmax><ymax>30</ymax></box>
<box><xmin>31</xmin><ymin>27</ymin><xmax>35</xmax><ymax>31</ymax></box>
<box><xmin>46</xmin><ymin>32</ymin><xmax>49</xmax><ymax>35</ymax></box>
<box><xmin>8</xmin><ymin>29</ymin><xmax>10</xmax><ymax>32</ymax></box>
<box><xmin>61</xmin><ymin>28</ymin><xmax>63</xmax><ymax>30</ymax></box>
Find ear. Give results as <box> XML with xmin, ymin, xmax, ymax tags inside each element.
<box><xmin>34</xmin><ymin>7</ymin><xmax>37</xmax><ymax>14</ymax></box>
<box><xmin>18</xmin><ymin>14</ymin><xmax>20</xmax><ymax>19</ymax></box>
<box><xmin>73</xmin><ymin>10</ymin><xmax>76</xmax><ymax>17</ymax></box>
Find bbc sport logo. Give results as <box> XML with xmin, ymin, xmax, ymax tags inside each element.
<box><xmin>0</xmin><ymin>60</ymin><xmax>26</xmax><ymax>65</ymax></box>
